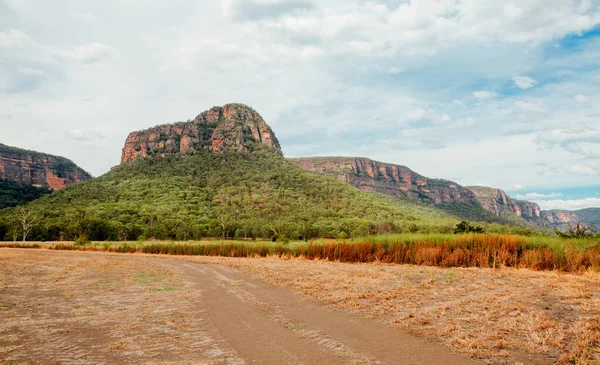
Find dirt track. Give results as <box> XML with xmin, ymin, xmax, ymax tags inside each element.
<box><xmin>0</xmin><ymin>249</ymin><xmax>480</xmax><ymax>364</ymax></box>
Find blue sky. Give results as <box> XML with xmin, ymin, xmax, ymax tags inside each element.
<box><xmin>0</xmin><ymin>0</ymin><xmax>599</xmax><ymax>210</ymax></box>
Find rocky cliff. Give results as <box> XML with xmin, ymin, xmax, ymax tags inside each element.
<box><xmin>292</xmin><ymin>156</ymin><xmax>600</xmax><ymax>229</ymax></box>
<box><xmin>0</xmin><ymin>143</ymin><xmax>91</xmax><ymax>190</ymax></box>
<box><xmin>121</xmin><ymin>104</ymin><xmax>281</xmax><ymax>163</ymax></box>
<box><xmin>291</xmin><ymin>157</ymin><xmax>479</xmax><ymax>205</ymax></box>
<box><xmin>466</xmin><ymin>186</ymin><xmax>542</xmax><ymax>219</ymax></box>
<box><xmin>541</xmin><ymin>208</ymin><xmax>600</xmax><ymax>228</ymax></box>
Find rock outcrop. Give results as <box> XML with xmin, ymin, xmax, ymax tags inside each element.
<box><xmin>0</xmin><ymin>143</ymin><xmax>91</xmax><ymax>190</ymax></box>
<box><xmin>541</xmin><ymin>208</ymin><xmax>600</xmax><ymax>228</ymax></box>
<box><xmin>121</xmin><ymin>104</ymin><xmax>281</xmax><ymax>163</ymax></box>
<box><xmin>466</xmin><ymin>186</ymin><xmax>542</xmax><ymax>218</ymax></box>
<box><xmin>292</xmin><ymin>156</ymin><xmax>600</xmax><ymax>229</ymax></box>
<box><xmin>291</xmin><ymin>157</ymin><xmax>479</xmax><ymax>205</ymax></box>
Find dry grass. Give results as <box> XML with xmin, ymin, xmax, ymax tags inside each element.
<box><xmin>4</xmin><ymin>233</ymin><xmax>600</xmax><ymax>272</ymax></box>
<box><xmin>184</xmin><ymin>256</ymin><xmax>600</xmax><ymax>364</ymax></box>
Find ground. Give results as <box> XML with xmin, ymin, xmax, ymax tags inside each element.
<box><xmin>1</xmin><ymin>249</ymin><xmax>599</xmax><ymax>364</ymax></box>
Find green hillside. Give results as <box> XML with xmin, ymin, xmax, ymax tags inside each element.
<box><xmin>1</xmin><ymin>146</ymin><xmax>477</xmax><ymax>241</ymax></box>
<box><xmin>0</xmin><ymin>180</ymin><xmax>52</xmax><ymax>209</ymax></box>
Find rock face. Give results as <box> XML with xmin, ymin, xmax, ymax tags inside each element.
<box><xmin>0</xmin><ymin>143</ymin><xmax>91</xmax><ymax>190</ymax></box>
<box><xmin>291</xmin><ymin>157</ymin><xmax>479</xmax><ymax>205</ymax></box>
<box><xmin>542</xmin><ymin>208</ymin><xmax>600</xmax><ymax>228</ymax></box>
<box><xmin>466</xmin><ymin>186</ymin><xmax>542</xmax><ymax>218</ymax></box>
<box><xmin>121</xmin><ymin>104</ymin><xmax>281</xmax><ymax>163</ymax></box>
<box><xmin>292</xmin><ymin>156</ymin><xmax>600</xmax><ymax>229</ymax></box>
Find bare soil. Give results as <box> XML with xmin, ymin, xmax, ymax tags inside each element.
<box><xmin>1</xmin><ymin>249</ymin><xmax>481</xmax><ymax>365</ymax></box>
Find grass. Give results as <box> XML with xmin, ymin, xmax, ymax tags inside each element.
<box><xmin>2</xmin><ymin>233</ymin><xmax>599</xmax><ymax>272</ymax></box>
<box><xmin>151</xmin><ymin>286</ymin><xmax>176</xmax><ymax>292</ymax></box>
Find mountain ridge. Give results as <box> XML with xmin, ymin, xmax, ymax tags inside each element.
<box><xmin>291</xmin><ymin>156</ymin><xmax>598</xmax><ymax>229</ymax></box>
<box><xmin>0</xmin><ymin>143</ymin><xmax>91</xmax><ymax>190</ymax></box>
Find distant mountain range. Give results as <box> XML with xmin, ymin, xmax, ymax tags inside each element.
<box><xmin>291</xmin><ymin>157</ymin><xmax>598</xmax><ymax>229</ymax></box>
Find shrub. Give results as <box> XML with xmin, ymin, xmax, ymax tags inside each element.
<box><xmin>74</xmin><ymin>234</ymin><xmax>90</xmax><ymax>246</ymax></box>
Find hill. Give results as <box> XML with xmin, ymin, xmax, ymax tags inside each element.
<box><xmin>1</xmin><ymin>104</ymin><xmax>482</xmax><ymax>241</ymax></box>
<box><xmin>0</xmin><ymin>143</ymin><xmax>91</xmax><ymax>208</ymax></box>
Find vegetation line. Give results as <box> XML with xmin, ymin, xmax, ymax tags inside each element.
<box><xmin>3</xmin><ymin>233</ymin><xmax>599</xmax><ymax>273</ymax></box>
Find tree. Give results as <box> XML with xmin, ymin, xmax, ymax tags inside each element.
<box><xmin>16</xmin><ymin>207</ymin><xmax>37</xmax><ymax>242</ymax></box>
<box><xmin>454</xmin><ymin>220</ymin><xmax>484</xmax><ymax>234</ymax></box>
<box><xmin>555</xmin><ymin>221</ymin><xmax>596</xmax><ymax>239</ymax></box>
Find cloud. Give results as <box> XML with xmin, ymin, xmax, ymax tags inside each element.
<box><xmin>473</xmin><ymin>91</ymin><xmax>498</xmax><ymax>100</ymax></box>
<box><xmin>571</xmin><ymin>164</ymin><xmax>598</xmax><ymax>175</ymax></box>
<box><xmin>55</xmin><ymin>43</ymin><xmax>119</xmax><ymax>63</ymax></box>
<box><xmin>223</xmin><ymin>0</ymin><xmax>313</xmax><ymax>22</ymax></box>
<box><xmin>18</xmin><ymin>68</ymin><xmax>46</xmax><ymax>77</ymax></box>
<box><xmin>388</xmin><ymin>66</ymin><xmax>403</xmax><ymax>74</ymax></box>
<box><xmin>512</xmin><ymin>76</ymin><xmax>538</xmax><ymax>89</ymax></box>
<box><xmin>0</xmin><ymin>29</ymin><xmax>30</xmax><ymax>48</ymax></box>
<box><xmin>65</xmin><ymin>129</ymin><xmax>104</xmax><ymax>141</ymax></box>
<box><xmin>503</xmin><ymin>4</ymin><xmax>523</xmax><ymax>18</ymax></box>
<box><xmin>72</xmin><ymin>12</ymin><xmax>100</xmax><ymax>23</ymax></box>
<box><xmin>512</xmin><ymin>184</ymin><xmax>524</xmax><ymax>191</ymax></box>
<box><xmin>516</xmin><ymin>192</ymin><xmax>564</xmax><ymax>199</ymax></box>
<box><xmin>574</xmin><ymin>94</ymin><xmax>588</xmax><ymax>102</ymax></box>
<box><xmin>536</xmin><ymin>198</ymin><xmax>600</xmax><ymax>210</ymax></box>
<box><xmin>515</xmin><ymin>101</ymin><xmax>546</xmax><ymax>112</ymax></box>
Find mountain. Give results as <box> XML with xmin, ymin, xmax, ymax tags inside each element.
<box><xmin>542</xmin><ymin>208</ymin><xmax>600</xmax><ymax>229</ymax></box>
<box><xmin>291</xmin><ymin>157</ymin><xmax>530</xmax><ymax>225</ymax></box>
<box><xmin>291</xmin><ymin>157</ymin><xmax>477</xmax><ymax>205</ymax></box>
<box><xmin>121</xmin><ymin>103</ymin><xmax>281</xmax><ymax>163</ymax></box>
<box><xmin>0</xmin><ymin>143</ymin><xmax>91</xmax><ymax>208</ymax></box>
<box><xmin>0</xmin><ymin>104</ymin><xmax>474</xmax><ymax>242</ymax></box>
<box><xmin>291</xmin><ymin>157</ymin><xmax>599</xmax><ymax>230</ymax></box>
<box><xmin>0</xmin><ymin>143</ymin><xmax>91</xmax><ymax>190</ymax></box>
<box><xmin>466</xmin><ymin>186</ymin><xmax>545</xmax><ymax>223</ymax></box>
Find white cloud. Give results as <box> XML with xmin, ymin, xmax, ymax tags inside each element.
<box><xmin>18</xmin><ymin>68</ymin><xmax>46</xmax><ymax>77</ymax></box>
<box><xmin>571</xmin><ymin>164</ymin><xmax>598</xmax><ymax>175</ymax></box>
<box><xmin>0</xmin><ymin>29</ymin><xmax>30</xmax><ymax>48</ymax></box>
<box><xmin>503</xmin><ymin>5</ymin><xmax>523</xmax><ymax>18</ymax></box>
<box><xmin>72</xmin><ymin>12</ymin><xmax>100</xmax><ymax>22</ymax></box>
<box><xmin>512</xmin><ymin>184</ymin><xmax>524</xmax><ymax>191</ymax></box>
<box><xmin>515</xmin><ymin>101</ymin><xmax>546</xmax><ymax>112</ymax></box>
<box><xmin>388</xmin><ymin>66</ymin><xmax>403</xmax><ymax>74</ymax></box>
<box><xmin>56</xmin><ymin>43</ymin><xmax>120</xmax><ymax>63</ymax></box>
<box><xmin>536</xmin><ymin>198</ymin><xmax>600</xmax><ymax>210</ymax></box>
<box><xmin>440</xmin><ymin>114</ymin><xmax>452</xmax><ymax>123</ymax></box>
<box><xmin>516</xmin><ymin>192</ymin><xmax>564</xmax><ymax>199</ymax></box>
<box><xmin>574</xmin><ymin>94</ymin><xmax>588</xmax><ymax>102</ymax></box>
<box><xmin>65</xmin><ymin>129</ymin><xmax>103</xmax><ymax>141</ymax></box>
<box><xmin>512</xmin><ymin>76</ymin><xmax>538</xmax><ymax>89</ymax></box>
<box><xmin>474</xmin><ymin>91</ymin><xmax>498</xmax><ymax>100</ymax></box>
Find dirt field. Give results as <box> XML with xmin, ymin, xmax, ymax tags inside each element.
<box><xmin>1</xmin><ymin>249</ymin><xmax>599</xmax><ymax>364</ymax></box>
<box><xmin>1</xmin><ymin>248</ymin><xmax>480</xmax><ymax>365</ymax></box>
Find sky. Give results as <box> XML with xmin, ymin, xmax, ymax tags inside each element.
<box><xmin>0</xmin><ymin>0</ymin><xmax>599</xmax><ymax>211</ymax></box>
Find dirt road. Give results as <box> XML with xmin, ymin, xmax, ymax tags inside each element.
<box><xmin>0</xmin><ymin>249</ymin><xmax>481</xmax><ymax>364</ymax></box>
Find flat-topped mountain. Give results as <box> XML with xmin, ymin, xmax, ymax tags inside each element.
<box><xmin>121</xmin><ymin>104</ymin><xmax>281</xmax><ymax>163</ymax></box>
<box><xmin>0</xmin><ymin>143</ymin><xmax>91</xmax><ymax>190</ymax></box>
